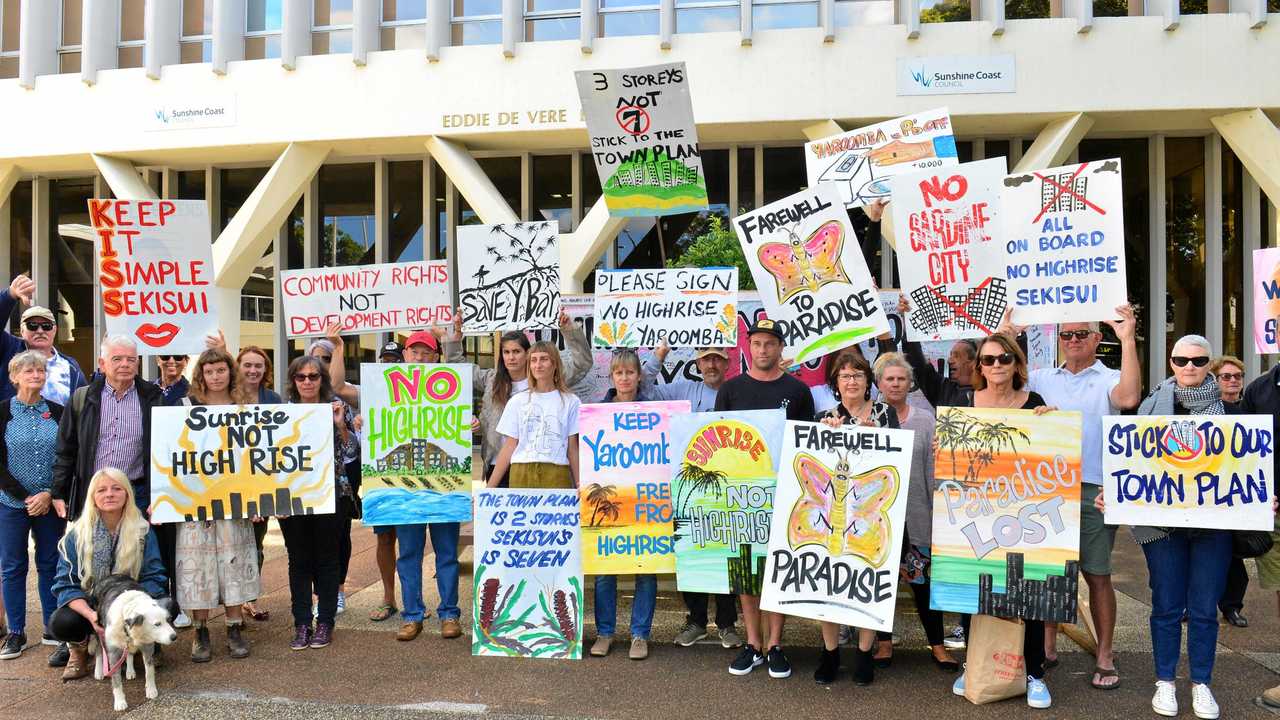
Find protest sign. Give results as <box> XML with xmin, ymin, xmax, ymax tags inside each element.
<box><xmin>891</xmin><ymin>158</ymin><xmax>1010</xmax><ymax>340</ymax></box>
<box><xmin>280</xmin><ymin>260</ymin><xmax>453</xmax><ymax>338</ymax></box>
<box><xmin>805</xmin><ymin>107</ymin><xmax>959</xmax><ymax>209</ymax></box>
<box><xmin>734</xmin><ymin>184</ymin><xmax>891</xmax><ymax>365</ymax></box>
<box><xmin>931</xmin><ymin>408</ymin><xmax>1082</xmax><ymax>622</ymax></box>
<box><xmin>669</xmin><ymin>409</ymin><xmax>786</xmax><ymax>595</ymax></box>
<box><xmin>1253</xmin><ymin>248</ymin><xmax>1280</xmax><ymax>354</ymax></box>
<box><xmin>760</xmin><ymin>421</ymin><xmax>914</xmax><ymax>631</ymax></box>
<box><xmin>457</xmin><ymin>222</ymin><xmax>561</xmax><ymax>333</ymax></box>
<box><xmin>89</xmin><ymin>199</ymin><xmax>217</xmax><ymax>354</ymax></box>
<box><xmin>574</xmin><ymin>62</ymin><xmax>708</xmax><ymax>217</ymax></box>
<box><xmin>472</xmin><ymin>489</ymin><xmax>583</xmax><ymax>660</ymax></box>
<box><xmin>1101</xmin><ymin>415</ymin><xmax>1274</xmax><ymax>531</ymax></box>
<box><xmin>592</xmin><ymin>267</ymin><xmax>738</xmax><ymax>348</ymax></box>
<box><xmin>578</xmin><ymin>400</ymin><xmax>689</xmax><ymax>574</ymax></box>
<box><xmin>148</xmin><ymin>404</ymin><xmax>335</xmax><ymax>523</ymax></box>
<box><xmin>359</xmin><ymin>363</ymin><xmax>473</xmax><ymax>525</ymax></box>
<box><xmin>1001</xmin><ymin>159</ymin><xmax>1128</xmax><ymax>325</ymax></box>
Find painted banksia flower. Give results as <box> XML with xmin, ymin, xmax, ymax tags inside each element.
<box><xmin>553</xmin><ymin>590</ymin><xmax>575</xmax><ymax>640</ymax></box>
<box><xmin>479</xmin><ymin>578</ymin><xmax>500</xmax><ymax>630</ymax></box>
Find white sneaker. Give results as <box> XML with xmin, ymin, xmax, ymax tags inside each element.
<box><xmin>1152</xmin><ymin>680</ymin><xmax>1178</xmax><ymax>717</ymax></box>
<box><xmin>1191</xmin><ymin>683</ymin><xmax>1219</xmax><ymax>719</ymax></box>
<box><xmin>952</xmin><ymin>668</ymin><xmax>966</xmax><ymax>696</ymax></box>
<box><xmin>172</xmin><ymin>611</ymin><xmax>192</xmax><ymax>629</ymax></box>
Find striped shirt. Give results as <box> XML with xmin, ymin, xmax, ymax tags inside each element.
<box><xmin>93</xmin><ymin>382</ymin><xmax>146</xmax><ymax>481</ymax></box>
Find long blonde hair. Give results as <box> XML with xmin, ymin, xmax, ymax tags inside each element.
<box><xmin>59</xmin><ymin>468</ymin><xmax>151</xmax><ymax>592</ymax></box>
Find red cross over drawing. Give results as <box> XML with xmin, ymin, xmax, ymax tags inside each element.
<box><xmin>925</xmin><ymin>276</ymin><xmax>997</xmax><ymax>335</ymax></box>
<box><xmin>1032</xmin><ymin>163</ymin><xmax>1108</xmax><ymax>224</ymax></box>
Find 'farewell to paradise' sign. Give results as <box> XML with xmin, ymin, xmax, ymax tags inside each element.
<box><xmin>280</xmin><ymin>260</ymin><xmax>453</xmax><ymax>338</ymax></box>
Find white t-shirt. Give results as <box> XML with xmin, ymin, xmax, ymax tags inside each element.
<box><xmin>1027</xmin><ymin>361</ymin><xmax>1121</xmax><ymax>486</ymax></box>
<box><xmin>495</xmin><ymin>389</ymin><xmax>581</xmax><ymax>466</ymax></box>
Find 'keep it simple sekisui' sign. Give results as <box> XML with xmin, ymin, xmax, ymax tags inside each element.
<box><xmin>896</xmin><ymin>55</ymin><xmax>1016</xmax><ymax>96</ymax></box>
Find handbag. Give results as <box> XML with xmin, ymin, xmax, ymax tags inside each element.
<box><xmin>1232</xmin><ymin>529</ymin><xmax>1274</xmax><ymax>559</ymax></box>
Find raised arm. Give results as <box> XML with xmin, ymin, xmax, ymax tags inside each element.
<box><xmin>559</xmin><ymin>310</ymin><xmax>593</xmax><ymax>387</ymax></box>
<box><xmin>1106</xmin><ymin>304</ymin><xmax>1142</xmax><ymax>410</ymax></box>
<box><xmin>445</xmin><ymin>307</ymin><xmax>496</xmax><ymax>390</ymax></box>
<box><xmin>324</xmin><ymin>321</ymin><xmax>359</xmax><ymax>408</ymax></box>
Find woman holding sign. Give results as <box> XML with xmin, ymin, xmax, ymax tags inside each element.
<box><xmin>487</xmin><ymin>341</ymin><xmax>582</xmax><ymax>491</ymax></box>
<box><xmin>232</xmin><ymin>346</ymin><xmax>279</xmax><ymax>623</ymax></box>
<box><xmin>174</xmin><ymin>349</ymin><xmax>260</xmax><ymax>663</ymax></box>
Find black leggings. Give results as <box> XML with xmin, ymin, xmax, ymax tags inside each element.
<box><xmin>337</xmin><ymin>496</ymin><xmax>356</xmax><ymax>586</ymax></box>
<box><xmin>151</xmin><ymin>521</ymin><xmax>180</xmax><ymax>613</ymax></box>
<box><xmin>279</xmin><ymin>512</ymin><xmax>343</xmax><ymax>627</ymax></box>
<box><xmin>683</xmin><ymin>592</ymin><xmax>738</xmax><ymax>629</ymax></box>
<box><xmin>48</xmin><ymin>605</ymin><xmax>94</xmax><ymax>643</ymax></box>
<box><xmin>874</xmin><ymin>581</ymin><xmax>945</xmax><ymax>647</ymax></box>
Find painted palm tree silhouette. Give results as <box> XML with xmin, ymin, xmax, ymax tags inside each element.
<box><xmin>935</xmin><ymin>408</ymin><xmax>1030</xmax><ymax>484</ymax></box>
<box><xmin>584</xmin><ymin>483</ymin><xmax>622</xmax><ymax>527</ymax></box>
<box><xmin>673</xmin><ymin>461</ymin><xmax>728</xmax><ymax>520</ymax></box>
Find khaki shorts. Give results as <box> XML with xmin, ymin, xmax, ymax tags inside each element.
<box><xmin>510</xmin><ymin>462</ymin><xmax>574</xmax><ymax>490</ymax></box>
<box><xmin>1079</xmin><ymin>484</ymin><xmax>1117</xmax><ymax>576</ymax></box>
<box><xmin>1255</xmin><ymin>518</ymin><xmax>1280</xmax><ymax>590</ymax></box>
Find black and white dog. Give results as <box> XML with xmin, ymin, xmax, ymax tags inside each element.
<box><xmin>90</xmin><ymin>574</ymin><xmax>178</xmax><ymax>712</ymax></box>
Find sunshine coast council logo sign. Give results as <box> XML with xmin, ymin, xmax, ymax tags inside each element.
<box><xmin>896</xmin><ymin>55</ymin><xmax>1016</xmax><ymax>97</ymax></box>
<box><xmin>144</xmin><ymin>94</ymin><xmax>237</xmax><ymax>132</ymax></box>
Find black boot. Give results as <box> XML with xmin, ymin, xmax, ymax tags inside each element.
<box><xmin>852</xmin><ymin>645</ymin><xmax>875</xmax><ymax>686</ymax></box>
<box><xmin>814</xmin><ymin>647</ymin><xmax>840</xmax><ymax>685</ymax></box>
<box><xmin>191</xmin><ymin>625</ymin><xmax>212</xmax><ymax>663</ymax></box>
<box><xmin>226</xmin><ymin>622</ymin><xmax>250</xmax><ymax>659</ymax></box>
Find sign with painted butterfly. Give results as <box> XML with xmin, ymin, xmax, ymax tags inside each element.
<box><xmin>733</xmin><ymin>183</ymin><xmax>891</xmax><ymax>365</ymax></box>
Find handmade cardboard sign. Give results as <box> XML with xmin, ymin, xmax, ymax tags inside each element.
<box><xmin>1102</xmin><ymin>415</ymin><xmax>1274</xmax><ymax>532</ymax></box>
<box><xmin>1001</xmin><ymin>159</ymin><xmax>1128</xmax><ymax>325</ymax></box>
<box><xmin>733</xmin><ymin>184</ymin><xmax>891</xmax><ymax>364</ymax></box>
<box><xmin>359</xmin><ymin>363</ymin><xmax>473</xmax><ymax>525</ymax></box>
<box><xmin>574</xmin><ymin>62</ymin><xmax>708</xmax><ymax>216</ymax></box>
<box><xmin>472</xmin><ymin>489</ymin><xmax>583</xmax><ymax>660</ymax></box>
<box><xmin>891</xmin><ymin>158</ymin><xmax>1010</xmax><ymax>340</ymax></box>
<box><xmin>89</xmin><ymin>199</ymin><xmax>218</xmax><ymax>354</ymax></box>
<box><xmin>1253</xmin><ymin>248</ymin><xmax>1280</xmax><ymax>354</ymax></box>
<box><xmin>149</xmin><ymin>404</ymin><xmax>335</xmax><ymax>523</ymax></box>
<box><xmin>931</xmin><ymin>407</ymin><xmax>1083</xmax><ymax>622</ymax></box>
<box><xmin>578</xmin><ymin>400</ymin><xmax>690</xmax><ymax>574</ymax></box>
<box><xmin>805</xmin><ymin>107</ymin><xmax>959</xmax><ymax>209</ymax></box>
<box><xmin>760</xmin><ymin>421</ymin><xmax>914</xmax><ymax>631</ymax></box>
<box><xmin>669</xmin><ymin>409</ymin><xmax>786</xmax><ymax>595</ymax></box>
<box><xmin>592</xmin><ymin>267</ymin><xmax>737</xmax><ymax>348</ymax></box>
<box><xmin>280</xmin><ymin>260</ymin><xmax>452</xmax><ymax>338</ymax></box>
<box><xmin>457</xmin><ymin>222</ymin><xmax>561</xmax><ymax>333</ymax></box>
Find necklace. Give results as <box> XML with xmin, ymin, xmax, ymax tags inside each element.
<box><xmin>845</xmin><ymin>399</ymin><xmax>872</xmax><ymax>424</ymax></box>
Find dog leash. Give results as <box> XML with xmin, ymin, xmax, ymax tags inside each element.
<box><xmin>94</xmin><ymin>627</ymin><xmax>128</xmax><ymax>678</ymax></box>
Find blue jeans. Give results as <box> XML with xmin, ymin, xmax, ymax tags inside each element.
<box><xmin>0</xmin><ymin>503</ymin><xmax>66</xmax><ymax>634</ymax></box>
<box><xmin>593</xmin><ymin>575</ymin><xmax>657</xmax><ymax>639</ymax></box>
<box><xmin>1141</xmin><ymin>530</ymin><xmax>1232</xmax><ymax>684</ymax></box>
<box><xmin>395</xmin><ymin>522</ymin><xmax>460</xmax><ymax>622</ymax></box>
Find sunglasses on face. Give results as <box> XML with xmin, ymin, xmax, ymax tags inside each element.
<box><xmin>159</xmin><ymin>355</ymin><xmax>185</xmax><ymax>362</ymax></box>
<box><xmin>1058</xmin><ymin>330</ymin><xmax>1092</xmax><ymax>341</ymax></box>
<box><xmin>294</xmin><ymin>373</ymin><xmax>322</xmax><ymax>382</ymax></box>
<box><xmin>24</xmin><ymin>322</ymin><xmax>53</xmax><ymax>332</ymax></box>
<box><xmin>1217</xmin><ymin>372</ymin><xmax>1243</xmax><ymax>381</ymax></box>
<box><xmin>979</xmin><ymin>353</ymin><xmax>1017</xmax><ymax>367</ymax></box>
<box><xmin>1170</xmin><ymin>356</ymin><xmax>1210</xmax><ymax>368</ymax></box>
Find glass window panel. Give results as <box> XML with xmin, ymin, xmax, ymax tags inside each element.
<box><xmin>530</xmin><ymin>0</ymin><xmax>580</xmax><ymax>10</ymax></box>
<box><xmin>1165</xmin><ymin>137</ymin><xmax>1206</xmax><ymax>356</ymax></box>
<box><xmin>389</xmin><ymin>161</ymin><xmax>426</xmax><ymax>263</ymax></box>
<box><xmin>1222</xmin><ymin>146</ymin><xmax>1244</xmax><ymax>361</ymax></box>
<box><xmin>956</xmin><ymin>140</ymin><xmax>973</xmax><ymax>164</ymax></box>
<box><xmin>220</xmin><ymin>168</ymin><xmax>269</xmax><ymax>232</ymax></box>
<box><xmin>676</xmin><ymin>7</ymin><xmax>739</xmax><ymax>33</ymax></box>
<box><xmin>1006</xmin><ymin>0</ymin><xmax>1049</xmax><ymax>17</ymax></box>
<box><xmin>580</xmin><ymin>152</ymin><xmax>602</xmax><ymax>216</ymax></box>
<box><xmin>834</xmin><ymin>0</ymin><xmax>894</xmax><ymax>25</ymax></box>
<box><xmin>314</xmin><ymin>0</ymin><xmax>354</xmax><ymax>26</ymax></box>
<box><xmin>59</xmin><ymin>52</ymin><xmax>81</xmax><ymax>73</ymax></box>
<box><xmin>737</xmin><ymin>147</ymin><xmax>755</xmax><ymax>212</ymax></box>
<box><xmin>245</xmin><ymin>35</ymin><xmax>282</xmax><ymax>59</ymax></box>
<box><xmin>117</xmin><ymin>44</ymin><xmax>143</xmax><ymax>68</ymax></box>
<box><xmin>451</xmin><ymin>20</ymin><xmax>502</xmax><ymax>44</ymax></box>
<box><xmin>318</xmin><ymin>164</ymin><xmax>376</xmax><ymax>268</ymax></box>
<box><xmin>2</xmin><ymin>0</ymin><xmax>20</xmax><ymax>53</ymax></box>
<box><xmin>752</xmin><ymin>2</ymin><xmax>818</xmax><ymax>29</ymax></box>
<box><xmin>183</xmin><ymin>0</ymin><xmax>212</xmax><ymax>36</ymax></box>
<box><xmin>458</xmin><ymin>158</ymin><xmax>521</xmax><ymax>229</ymax></box>
<box><xmin>602</xmin><ymin>0</ymin><xmax>655</xmax><ymax>7</ymax></box>
<box><xmin>434</xmin><ymin>163</ymin><xmax>447</xmax><ymax>259</ymax></box>
<box><xmin>382</xmin><ymin>24</ymin><xmax>427</xmax><ymax>48</ymax></box>
<box><xmin>247</xmin><ymin>0</ymin><xmax>284</xmax><ymax>32</ymax></box>
<box><xmin>456</xmin><ymin>0</ymin><xmax>503</xmax><ymax>16</ymax></box>
<box><xmin>9</xmin><ymin>181</ymin><xmax>33</xmax><ymax>306</ymax></box>
<box><xmin>532</xmin><ymin>155</ymin><xmax>573</xmax><ymax>232</ymax></box>
<box><xmin>1180</xmin><ymin>0</ymin><xmax>1207</xmax><ymax>12</ymax></box>
<box><xmin>669</xmin><ymin>148</ymin><xmax>730</xmax><ymax>251</ymax></box>
<box><xmin>762</xmin><ymin>146</ymin><xmax>807</xmax><ymax>204</ymax></box>
<box><xmin>385</xmin><ymin>0</ymin><xmax>428</xmax><ymax>21</ymax></box>
<box><xmin>1093</xmin><ymin>0</ymin><xmax>1127</xmax><ymax>15</ymax></box>
<box><xmin>600</xmin><ymin>10</ymin><xmax>658</xmax><ymax>35</ymax></box>
<box><xmin>177</xmin><ymin>171</ymin><xmax>205</xmax><ymax>200</ymax></box>
<box><xmin>50</xmin><ymin>178</ymin><xmax>97</xmax><ymax>374</ymax></box>
<box><xmin>985</xmin><ymin>140</ymin><xmax>1011</xmax><ymax>163</ymax></box>
<box><xmin>120</xmin><ymin>0</ymin><xmax>145</xmax><ymax>41</ymax></box>
<box><xmin>180</xmin><ymin>40</ymin><xmax>212</xmax><ymax>63</ymax></box>
<box><xmin>526</xmin><ymin>16</ymin><xmax>580</xmax><ymax>40</ymax></box>
<box><xmin>0</xmin><ymin>56</ymin><xmax>15</xmax><ymax>78</ymax></box>
<box><xmin>62</xmin><ymin>0</ymin><xmax>83</xmax><ymax>46</ymax></box>
<box><xmin>920</xmin><ymin>0</ymin><xmax>969</xmax><ymax>21</ymax></box>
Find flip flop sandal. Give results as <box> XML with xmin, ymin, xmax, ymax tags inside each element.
<box><xmin>1091</xmin><ymin>666</ymin><xmax>1121</xmax><ymax>690</ymax></box>
<box><xmin>369</xmin><ymin>604</ymin><xmax>398</xmax><ymax>622</ymax></box>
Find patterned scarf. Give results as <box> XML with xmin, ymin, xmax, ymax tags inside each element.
<box><xmin>90</xmin><ymin>517</ymin><xmax>119</xmax><ymax>589</ymax></box>
<box><xmin>1174</xmin><ymin>377</ymin><xmax>1225</xmax><ymax>415</ymax></box>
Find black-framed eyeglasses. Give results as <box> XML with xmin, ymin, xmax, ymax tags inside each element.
<box><xmin>24</xmin><ymin>321</ymin><xmax>53</xmax><ymax>332</ymax></box>
<box><xmin>1170</xmin><ymin>356</ymin><xmax>1210</xmax><ymax>368</ymax></box>
<box><xmin>1058</xmin><ymin>330</ymin><xmax>1092</xmax><ymax>341</ymax></box>
<box><xmin>979</xmin><ymin>353</ymin><xmax>1016</xmax><ymax>367</ymax></box>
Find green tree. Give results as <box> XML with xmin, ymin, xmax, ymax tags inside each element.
<box><xmin>1093</xmin><ymin>0</ymin><xmax>1128</xmax><ymax>17</ymax></box>
<box><xmin>920</xmin><ymin>0</ymin><xmax>970</xmax><ymax>22</ymax></box>
<box><xmin>666</xmin><ymin>216</ymin><xmax>756</xmax><ymax>290</ymax></box>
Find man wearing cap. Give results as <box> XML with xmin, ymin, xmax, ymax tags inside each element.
<box><xmin>643</xmin><ymin>340</ymin><xmax>744</xmax><ymax>650</ymax></box>
<box><xmin>0</xmin><ymin>276</ymin><xmax>87</xmax><ymax>405</ymax></box>
<box><xmin>714</xmin><ymin>319</ymin><xmax>814</xmax><ymax>680</ymax></box>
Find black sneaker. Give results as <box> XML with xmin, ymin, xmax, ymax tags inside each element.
<box><xmin>41</xmin><ymin>632</ymin><xmax>58</xmax><ymax>647</ymax></box>
<box><xmin>766</xmin><ymin>645</ymin><xmax>792</xmax><ymax>679</ymax></box>
<box><xmin>0</xmin><ymin>633</ymin><xmax>26</xmax><ymax>660</ymax></box>
<box><xmin>728</xmin><ymin>644</ymin><xmax>764</xmax><ymax>676</ymax></box>
<box><xmin>48</xmin><ymin>642</ymin><xmax>69</xmax><ymax>667</ymax></box>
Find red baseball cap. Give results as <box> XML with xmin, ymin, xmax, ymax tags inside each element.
<box><xmin>404</xmin><ymin>330</ymin><xmax>440</xmax><ymax>352</ymax></box>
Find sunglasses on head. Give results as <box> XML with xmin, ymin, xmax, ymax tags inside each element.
<box><xmin>1058</xmin><ymin>330</ymin><xmax>1092</xmax><ymax>341</ymax></box>
<box><xmin>1170</xmin><ymin>355</ymin><xmax>1210</xmax><ymax>368</ymax></box>
<box><xmin>979</xmin><ymin>353</ymin><xmax>1017</xmax><ymax>367</ymax></box>
<box><xmin>24</xmin><ymin>321</ymin><xmax>53</xmax><ymax>332</ymax></box>
<box><xmin>294</xmin><ymin>372</ymin><xmax>322</xmax><ymax>382</ymax></box>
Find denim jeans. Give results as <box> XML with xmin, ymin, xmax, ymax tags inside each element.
<box><xmin>594</xmin><ymin>575</ymin><xmax>657</xmax><ymax>639</ymax></box>
<box><xmin>1141</xmin><ymin>529</ymin><xmax>1232</xmax><ymax>684</ymax></box>
<box><xmin>396</xmin><ymin>522</ymin><xmax>460</xmax><ymax>622</ymax></box>
<box><xmin>0</xmin><ymin>503</ymin><xmax>65</xmax><ymax>634</ymax></box>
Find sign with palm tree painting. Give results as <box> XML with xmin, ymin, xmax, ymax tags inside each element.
<box><xmin>578</xmin><ymin>400</ymin><xmax>689</xmax><ymax>574</ymax></box>
<box><xmin>456</xmin><ymin>222</ymin><xmax>561</xmax><ymax>333</ymax></box>
<box><xmin>930</xmin><ymin>407</ymin><xmax>1083</xmax><ymax>622</ymax></box>
<box><xmin>668</xmin><ymin>409</ymin><xmax>786</xmax><ymax>595</ymax></box>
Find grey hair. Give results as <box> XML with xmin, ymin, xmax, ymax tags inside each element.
<box><xmin>8</xmin><ymin>349</ymin><xmax>48</xmax><ymax>379</ymax></box>
<box><xmin>1171</xmin><ymin>334</ymin><xmax>1212</xmax><ymax>356</ymax></box>
<box><xmin>1087</xmin><ymin>322</ymin><xmax>1100</xmax><ymax>333</ymax></box>
<box><xmin>873</xmin><ymin>352</ymin><xmax>914</xmax><ymax>384</ymax></box>
<box><xmin>99</xmin><ymin>334</ymin><xmax>138</xmax><ymax>359</ymax></box>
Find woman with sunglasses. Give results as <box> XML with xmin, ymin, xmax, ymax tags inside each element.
<box><xmin>280</xmin><ymin>356</ymin><xmax>358</xmax><ymax>652</ymax></box>
<box><xmin>155</xmin><ymin>354</ymin><xmax>190</xmax><ymax>406</ymax></box>
<box><xmin>1207</xmin><ymin>355</ymin><xmax>1251</xmax><ymax>633</ymax></box>
<box><xmin>949</xmin><ymin>334</ymin><xmax>1055</xmax><ymax>710</ymax></box>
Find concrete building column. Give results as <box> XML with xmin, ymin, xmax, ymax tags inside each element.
<box><xmin>352</xmin><ymin>0</ymin><xmax>382</xmax><ymax>65</ymax></box>
<box><xmin>281</xmin><ymin>0</ymin><xmax>310</xmax><ymax>70</ymax></box>
<box><xmin>91</xmin><ymin>155</ymin><xmax>159</xmax><ymax>200</ymax></box>
<box><xmin>428</xmin><ymin>0</ymin><xmax>450</xmax><ymax>60</ymax></box>
<box><xmin>144</xmin><ymin>0</ymin><xmax>180</xmax><ymax>79</ymax></box>
<box><xmin>18</xmin><ymin>0</ymin><xmax>58</xmax><ymax>88</ymax></box>
<box><xmin>81</xmin><ymin>0</ymin><xmax>120</xmax><ymax>85</ymax></box>
<box><xmin>212</xmin><ymin>0</ymin><xmax>246</xmax><ymax>74</ymax></box>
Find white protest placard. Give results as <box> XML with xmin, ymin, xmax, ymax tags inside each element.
<box><xmin>457</xmin><ymin>222</ymin><xmax>561</xmax><ymax>333</ymax></box>
<box><xmin>892</xmin><ymin>158</ymin><xmax>1009</xmax><ymax>341</ymax></box>
<box><xmin>89</xmin><ymin>199</ymin><xmax>218</xmax><ymax>355</ymax></box>
<box><xmin>574</xmin><ymin>62</ymin><xmax>708</xmax><ymax>217</ymax></box>
<box><xmin>592</xmin><ymin>268</ymin><xmax>737</xmax><ymax>348</ymax></box>
<box><xmin>760</xmin><ymin>421</ymin><xmax>914</xmax><ymax>631</ymax></box>
<box><xmin>1253</xmin><ymin>248</ymin><xmax>1280</xmax><ymax>354</ymax></box>
<box><xmin>148</xmin><ymin>404</ymin><xmax>336</xmax><ymax>523</ymax></box>
<box><xmin>1001</xmin><ymin>159</ymin><xmax>1128</xmax><ymax>325</ymax></box>
<box><xmin>805</xmin><ymin>107</ymin><xmax>959</xmax><ymax>209</ymax></box>
<box><xmin>733</xmin><ymin>184</ymin><xmax>891</xmax><ymax>365</ymax></box>
<box><xmin>1102</xmin><ymin>415</ymin><xmax>1274</xmax><ymax>532</ymax></box>
<box><xmin>280</xmin><ymin>260</ymin><xmax>453</xmax><ymax>338</ymax></box>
